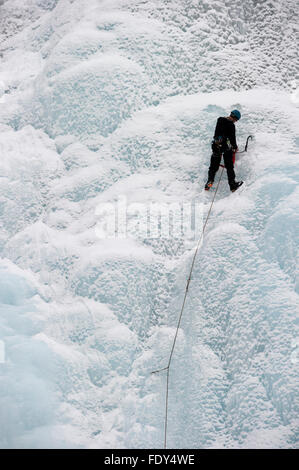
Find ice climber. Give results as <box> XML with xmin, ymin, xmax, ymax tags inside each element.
<box><xmin>205</xmin><ymin>109</ymin><xmax>243</xmax><ymax>192</ymax></box>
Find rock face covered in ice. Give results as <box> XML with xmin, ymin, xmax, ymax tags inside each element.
<box><xmin>0</xmin><ymin>0</ymin><xmax>298</xmax><ymax>448</ymax></box>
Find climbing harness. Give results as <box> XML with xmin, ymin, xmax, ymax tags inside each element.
<box><xmin>152</xmin><ymin>135</ymin><xmax>253</xmax><ymax>449</ymax></box>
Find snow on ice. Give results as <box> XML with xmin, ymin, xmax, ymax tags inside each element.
<box><xmin>0</xmin><ymin>0</ymin><xmax>298</xmax><ymax>449</ymax></box>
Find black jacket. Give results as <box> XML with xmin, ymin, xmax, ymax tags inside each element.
<box><xmin>213</xmin><ymin>117</ymin><xmax>237</xmax><ymax>150</ymax></box>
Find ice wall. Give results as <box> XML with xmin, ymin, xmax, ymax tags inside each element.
<box><xmin>0</xmin><ymin>0</ymin><xmax>298</xmax><ymax>448</ymax></box>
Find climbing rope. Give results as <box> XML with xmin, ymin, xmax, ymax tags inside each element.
<box><xmin>152</xmin><ymin>136</ymin><xmax>253</xmax><ymax>449</ymax></box>
<box><xmin>152</xmin><ymin>166</ymin><xmax>225</xmax><ymax>448</ymax></box>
